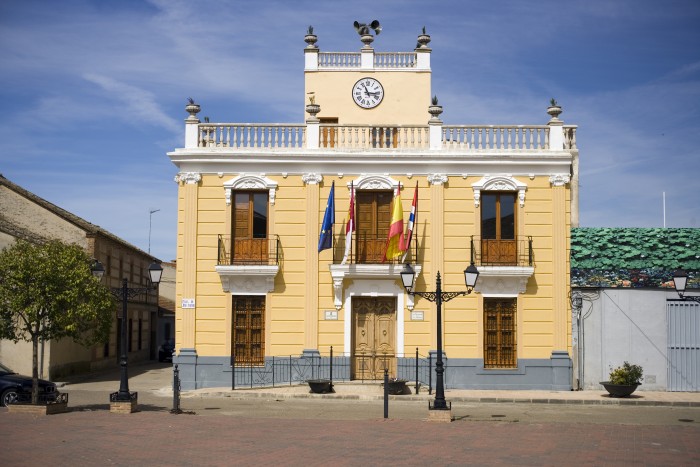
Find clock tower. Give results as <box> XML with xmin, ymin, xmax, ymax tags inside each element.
<box><xmin>303</xmin><ymin>22</ymin><xmax>432</xmax><ymax>125</ymax></box>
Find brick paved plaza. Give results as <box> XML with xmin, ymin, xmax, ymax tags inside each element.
<box><xmin>2</xmin><ymin>406</ymin><xmax>699</xmax><ymax>466</ymax></box>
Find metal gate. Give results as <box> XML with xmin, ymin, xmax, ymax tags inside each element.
<box><xmin>667</xmin><ymin>301</ymin><xmax>700</xmax><ymax>391</ymax></box>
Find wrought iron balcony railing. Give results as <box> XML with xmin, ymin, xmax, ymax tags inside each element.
<box><xmin>218</xmin><ymin>234</ymin><xmax>280</xmax><ymax>266</ymax></box>
<box><xmin>470</xmin><ymin>235</ymin><xmax>533</xmax><ymax>267</ymax></box>
<box><xmin>332</xmin><ymin>232</ymin><xmax>420</xmax><ymax>265</ymax></box>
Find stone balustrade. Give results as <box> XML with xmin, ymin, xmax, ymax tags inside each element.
<box><xmin>318</xmin><ymin>52</ymin><xmax>361</xmax><ymax>68</ymax></box>
<box><xmin>318</xmin><ymin>124</ymin><xmax>429</xmax><ymax>149</ymax></box>
<box><xmin>442</xmin><ymin>125</ymin><xmax>550</xmax><ymax>150</ymax></box>
<box><xmin>316</xmin><ymin>52</ymin><xmax>417</xmax><ymax>69</ymax></box>
<box><xmin>374</xmin><ymin>52</ymin><xmax>417</xmax><ymax>68</ymax></box>
<box><xmin>191</xmin><ymin>123</ymin><xmax>574</xmax><ymax>152</ymax></box>
<box><xmin>198</xmin><ymin>124</ymin><xmax>306</xmax><ymax>149</ymax></box>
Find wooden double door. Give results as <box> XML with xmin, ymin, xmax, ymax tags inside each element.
<box><xmin>352</xmin><ymin>297</ymin><xmax>396</xmax><ymax>380</ymax></box>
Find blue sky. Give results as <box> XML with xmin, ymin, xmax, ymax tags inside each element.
<box><xmin>1</xmin><ymin>0</ymin><xmax>699</xmax><ymax>262</ymax></box>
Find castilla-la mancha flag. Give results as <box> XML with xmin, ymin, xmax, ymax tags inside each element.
<box><xmin>383</xmin><ymin>186</ymin><xmax>405</xmax><ymax>262</ymax></box>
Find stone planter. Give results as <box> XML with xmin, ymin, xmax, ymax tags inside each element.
<box><xmin>7</xmin><ymin>393</ymin><xmax>69</xmax><ymax>415</ymax></box>
<box><xmin>385</xmin><ymin>380</ymin><xmax>408</xmax><ymax>395</ymax></box>
<box><xmin>307</xmin><ymin>379</ymin><xmax>334</xmax><ymax>394</ymax></box>
<box><xmin>304</xmin><ymin>34</ymin><xmax>318</xmax><ymax>48</ymax></box>
<box><xmin>417</xmin><ymin>34</ymin><xmax>431</xmax><ymax>48</ymax></box>
<box><xmin>600</xmin><ymin>381</ymin><xmax>640</xmax><ymax>398</ymax></box>
<box><xmin>428</xmin><ymin>104</ymin><xmax>443</xmax><ymax>120</ymax></box>
<box><xmin>547</xmin><ymin>105</ymin><xmax>562</xmax><ymax>121</ymax></box>
<box><xmin>305</xmin><ymin>103</ymin><xmax>321</xmax><ymax>119</ymax></box>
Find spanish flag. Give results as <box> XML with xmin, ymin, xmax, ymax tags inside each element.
<box><xmin>383</xmin><ymin>186</ymin><xmax>405</xmax><ymax>262</ymax></box>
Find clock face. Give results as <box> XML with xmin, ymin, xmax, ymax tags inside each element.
<box><xmin>352</xmin><ymin>77</ymin><xmax>384</xmax><ymax>109</ymax></box>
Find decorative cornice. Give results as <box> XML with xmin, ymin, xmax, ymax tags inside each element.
<box><xmin>472</xmin><ymin>175</ymin><xmax>527</xmax><ymax>208</ymax></box>
<box><xmin>350</xmin><ymin>174</ymin><xmax>399</xmax><ymax>191</ymax></box>
<box><xmin>474</xmin><ymin>266</ymin><xmax>534</xmax><ymax>296</ymax></box>
<box><xmin>549</xmin><ymin>174</ymin><xmax>571</xmax><ymax>187</ymax></box>
<box><xmin>222</xmin><ymin>174</ymin><xmax>278</xmax><ymax>205</ymax></box>
<box><xmin>427</xmin><ymin>173</ymin><xmax>448</xmax><ymax>185</ymax></box>
<box><xmin>174</xmin><ymin>172</ymin><xmax>202</xmax><ymax>185</ymax></box>
<box><xmin>329</xmin><ymin>263</ymin><xmax>421</xmax><ymax>310</ymax></box>
<box><xmin>302</xmin><ymin>173</ymin><xmax>323</xmax><ymax>185</ymax></box>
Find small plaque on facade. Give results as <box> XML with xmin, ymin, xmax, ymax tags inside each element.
<box><xmin>181</xmin><ymin>298</ymin><xmax>195</xmax><ymax>309</ymax></box>
<box><xmin>411</xmin><ymin>311</ymin><xmax>424</xmax><ymax>321</ymax></box>
<box><xmin>324</xmin><ymin>310</ymin><xmax>338</xmax><ymax>320</ymax></box>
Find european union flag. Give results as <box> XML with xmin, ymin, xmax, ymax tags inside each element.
<box><xmin>318</xmin><ymin>181</ymin><xmax>335</xmax><ymax>252</ymax></box>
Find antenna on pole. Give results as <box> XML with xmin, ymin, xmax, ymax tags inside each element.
<box><xmin>149</xmin><ymin>209</ymin><xmax>161</xmax><ymax>254</ymax></box>
<box><xmin>662</xmin><ymin>192</ymin><xmax>666</xmax><ymax>228</ymax></box>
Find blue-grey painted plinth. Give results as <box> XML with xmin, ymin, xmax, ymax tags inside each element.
<box><xmin>175</xmin><ymin>351</ymin><xmax>572</xmax><ymax>391</ymax></box>
<box><xmin>173</xmin><ymin>348</ymin><xmax>198</xmax><ymax>391</ymax></box>
<box><xmin>444</xmin><ymin>351</ymin><xmax>572</xmax><ymax>390</ymax></box>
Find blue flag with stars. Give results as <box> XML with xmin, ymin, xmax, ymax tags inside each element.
<box><xmin>318</xmin><ymin>181</ymin><xmax>335</xmax><ymax>252</ymax></box>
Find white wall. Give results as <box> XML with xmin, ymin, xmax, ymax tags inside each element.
<box><xmin>576</xmin><ymin>288</ymin><xmax>679</xmax><ymax>391</ymax></box>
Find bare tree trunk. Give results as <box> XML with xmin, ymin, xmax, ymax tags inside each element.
<box><xmin>32</xmin><ymin>321</ymin><xmax>40</xmax><ymax>405</ymax></box>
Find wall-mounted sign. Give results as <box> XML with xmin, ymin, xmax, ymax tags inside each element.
<box><xmin>324</xmin><ymin>310</ymin><xmax>338</xmax><ymax>320</ymax></box>
<box><xmin>181</xmin><ymin>298</ymin><xmax>195</xmax><ymax>309</ymax></box>
<box><xmin>411</xmin><ymin>311</ymin><xmax>424</xmax><ymax>321</ymax></box>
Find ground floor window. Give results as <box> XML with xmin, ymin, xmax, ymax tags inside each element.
<box><xmin>484</xmin><ymin>298</ymin><xmax>517</xmax><ymax>368</ymax></box>
<box><xmin>232</xmin><ymin>296</ymin><xmax>265</xmax><ymax>365</ymax></box>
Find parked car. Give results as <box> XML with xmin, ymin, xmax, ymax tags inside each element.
<box><xmin>0</xmin><ymin>362</ymin><xmax>58</xmax><ymax>407</ymax></box>
<box><xmin>158</xmin><ymin>339</ymin><xmax>175</xmax><ymax>362</ymax></box>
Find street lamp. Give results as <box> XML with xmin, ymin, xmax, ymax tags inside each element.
<box><xmin>91</xmin><ymin>260</ymin><xmax>163</xmax><ymax>406</ymax></box>
<box><xmin>401</xmin><ymin>262</ymin><xmax>479</xmax><ymax>412</ymax></box>
<box><xmin>672</xmin><ymin>269</ymin><xmax>700</xmax><ymax>303</ymax></box>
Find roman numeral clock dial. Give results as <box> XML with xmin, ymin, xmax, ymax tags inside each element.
<box><xmin>352</xmin><ymin>77</ymin><xmax>384</xmax><ymax>109</ymax></box>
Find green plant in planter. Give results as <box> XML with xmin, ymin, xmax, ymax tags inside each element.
<box><xmin>609</xmin><ymin>361</ymin><xmax>643</xmax><ymax>385</ymax></box>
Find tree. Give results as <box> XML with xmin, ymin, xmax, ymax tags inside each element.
<box><xmin>0</xmin><ymin>240</ymin><xmax>115</xmax><ymax>404</ymax></box>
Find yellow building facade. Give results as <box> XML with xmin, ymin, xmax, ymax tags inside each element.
<box><xmin>168</xmin><ymin>27</ymin><xmax>578</xmax><ymax>390</ymax></box>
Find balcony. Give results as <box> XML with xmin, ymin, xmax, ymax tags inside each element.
<box><xmin>470</xmin><ymin>235</ymin><xmax>533</xmax><ymax>267</ymax></box>
<box><xmin>217</xmin><ymin>234</ymin><xmax>280</xmax><ymax>266</ymax></box>
<box><xmin>331</xmin><ymin>232</ymin><xmax>419</xmax><ymax>265</ymax></box>
<box><xmin>215</xmin><ymin>235</ymin><xmax>280</xmax><ymax>294</ymax></box>
<box><xmin>469</xmin><ymin>235</ymin><xmax>535</xmax><ymax>296</ymax></box>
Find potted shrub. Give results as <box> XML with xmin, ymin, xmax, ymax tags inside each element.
<box><xmin>385</xmin><ymin>377</ymin><xmax>408</xmax><ymax>395</ymax></box>
<box><xmin>600</xmin><ymin>361</ymin><xmax>643</xmax><ymax>397</ymax></box>
<box><xmin>307</xmin><ymin>379</ymin><xmax>333</xmax><ymax>394</ymax></box>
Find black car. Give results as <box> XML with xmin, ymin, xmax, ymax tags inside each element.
<box><xmin>0</xmin><ymin>362</ymin><xmax>58</xmax><ymax>406</ymax></box>
<box><xmin>158</xmin><ymin>340</ymin><xmax>175</xmax><ymax>363</ymax></box>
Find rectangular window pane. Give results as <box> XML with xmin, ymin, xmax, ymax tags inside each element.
<box><xmin>481</xmin><ymin>194</ymin><xmax>497</xmax><ymax>239</ymax></box>
<box><xmin>252</xmin><ymin>193</ymin><xmax>268</xmax><ymax>238</ymax></box>
<box><xmin>500</xmin><ymin>194</ymin><xmax>515</xmax><ymax>239</ymax></box>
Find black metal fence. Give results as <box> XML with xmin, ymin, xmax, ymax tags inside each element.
<box><xmin>230</xmin><ymin>346</ymin><xmax>434</xmax><ymax>393</ymax></box>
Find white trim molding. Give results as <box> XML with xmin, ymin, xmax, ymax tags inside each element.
<box><xmin>215</xmin><ymin>265</ymin><xmax>279</xmax><ymax>294</ymax></box>
<box><xmin>549</xmin><ymin>174</ymin><xmax>571</xmax><ymax>187</ymax></box>
<box><xmin>174</xmin><ymin>172</ymin><xmax>202</xmax><ymax>185</ymax></box>
<box><xmin>329</xmin><ymin>263</ymin><xmax>421</xmax><ymax>311</ymax></box>
<box><xmin>223</xmin><ymin>174</ymin><xmax>278</xmax><ymax>206</ymax></box>
<box><xmin>472</xmin><ymin>175</ymin><xmax>528</xmax><ymax>208</ymax></box>
<box><xmin>474</xmin><ymin>266</ymin><xmax>534</xmax><ymax>297</ymax></box>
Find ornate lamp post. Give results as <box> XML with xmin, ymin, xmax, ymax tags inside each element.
<box><xmin>400</xmin><ymin>262</ymin><xmax>479</xmax><ymax>412</ymax></box>
<box><xmin>92</xmin><ymin>260</ymin><xmax>163</xmax><ymax>407</ymax></box>
<box><xmin>672</xmin><ymin>269</ymin><xmax>700</xmax><ymax>303</ymax></box>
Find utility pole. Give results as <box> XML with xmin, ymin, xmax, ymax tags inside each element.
<box><xmin>149</xmin><ymin>209</ymin><xmax>160</xmax><ymax>254</ymax></box>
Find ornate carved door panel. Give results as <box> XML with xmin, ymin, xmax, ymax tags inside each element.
<box><xmin>352</xmin><ymin>297</ymin><xmax>396</xmax><ymax>379</ymax></box>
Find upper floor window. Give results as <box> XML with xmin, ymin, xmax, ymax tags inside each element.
<box><xmin>232</xmin><ymin>191</ymin><xmax>269</xmax><ymax>263</ymax></box>
<box><xmin>481</xmin><ymin>193</ymin><xmax>516</xmax><ymax>265</ymax></box>
<box><xmin>356</xmin><ymin>191</ymin><xmax>392</xmax><ymax>263</ymax></box>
